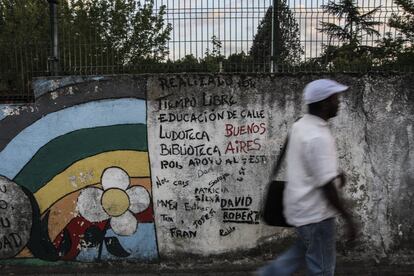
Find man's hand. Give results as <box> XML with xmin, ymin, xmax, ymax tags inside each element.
<box><xmin>338</xmin><ymin>171</ymin><xmax>347</xmax><ymax>188</ymax></box>
<box><xmin>322</xmin><ymin>180</ymin><xmax>358</xmax><ymax>244</ymax></box>
<box><xmin>344</xmin><ymin>215</ymin><xmax>357</xmax><ymax>242</ymax></box>
<box><xmin>344</xmin><ymin>215</ymin><xmax>358</xmax><ymax>248</ymax></box>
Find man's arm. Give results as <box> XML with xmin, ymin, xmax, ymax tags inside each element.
<box><xmin>306</xmin><ymin>136</ymin><xmax>357</xmax><ymax>240</ymax></box>
<box><xmin>322</xmin><ymin>178</ymin><xmax>357</xmax><ymax>241</ymax></box>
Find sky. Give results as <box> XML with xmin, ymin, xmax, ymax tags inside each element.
<box><xmin>152</xmin><ymin>0</ymin><xmax>402</xmax><ymax>60</ymax></box>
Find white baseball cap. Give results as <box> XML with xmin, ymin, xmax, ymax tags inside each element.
<box><xmin>303</xmin><ymin>79</ymin><xmax>349</xmax><ymax>104</ymax></box>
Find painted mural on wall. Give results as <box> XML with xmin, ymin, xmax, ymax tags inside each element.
<box><xmin>0</xmin><ymin>75</ymin><xmax>285</xmax><ymax>262</ymax></box>
<box><xmin>0</xmin><ymin>176</ymin><xmax>32</xmax><ymax>258</ymax></box>
<box><xmin>0</xmin><ymin>84</ymin><xmax>159</xmax><ymax>262</ymax></box>
<box><xmin>1</xmin><ymin>74</ymin><xmax>413</xmax><ymax>262</ymax></box>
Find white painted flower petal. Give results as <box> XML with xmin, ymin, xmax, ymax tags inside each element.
<box><xmin>101</xmin><ymin>167</ymin><xmax>130</xmax><ymax>190</ymax></box>
<box><xmin>77</xmin><ymin>187</ymin><xmax>109</xmax><ymax>222</ymax></box>
<box><xmin>110</xmin><ymin>211</ymin><xmax>138</xmax><ymax>236</ymax></box>
<box><xmin>127</xmin><ymin>186</ymin><xmax>151</xmax><ymax>214</ymax></box>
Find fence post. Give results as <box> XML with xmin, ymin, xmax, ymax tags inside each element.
<box><xmin>48</xmin><ymin>0</ymin><xmax>59</xmax><ymax>76</ymax></box>
<box><xmin>271</xmin><ymin>0</ymin><xmax>280</xmax><ymax>73</ymax></box>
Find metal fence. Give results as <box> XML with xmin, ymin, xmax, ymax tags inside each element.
<box><xmin>0</xmin><ymin>0</ymin><xmax>411</xmax><ymax>102</ymax></box>
<box><xmin>158</xmin><ymin>0</ymin><xmax>404</xmax><ymax>60</ymax></box>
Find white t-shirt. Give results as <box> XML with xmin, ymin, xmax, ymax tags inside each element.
<box><xmin>284</xmin><ymin>114</ymin><xmax>338</xmax><ymax>227</ymax></box>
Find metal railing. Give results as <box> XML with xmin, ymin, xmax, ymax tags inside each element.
<box><xmin>0</xmin><ymin>0</ymin><xmax>411</xmax><ymax>102</ymax></box>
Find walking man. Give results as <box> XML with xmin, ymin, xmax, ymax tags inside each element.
<box><xmin>258</xmin><ymin>79</ymin><xmax>357</xmax><ymax>276</ymax></box>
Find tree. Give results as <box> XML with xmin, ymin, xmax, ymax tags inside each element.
<box><xmin>0</xmin><ymin>0</ymin><xmax>49</xmax><ymax>42</ymax></box>
<box><xmin>318</xmin><ymin>0</ymin><xmax>381</xmax><ymax>70</ymax></box>
<box><xmin>378</xmin><ymin>0</ymin><xmax>414</xmax><ymax>68</ymax></box>
<box><xmin>0</xmin><ymin>0</ymin><xmax>172</xmax><ymax>72</ymax></box>
<box><xmin>0</xmin><ymin>0</ymin><xmax>173</xmax><ymax>99</ymax></box>
<box><xmin>59</xmin><ymin>0</ymin><xmax>172</xmax><ymax>69</ymax></box>
<box><xmin>201</xmin><ymin>35</ymin><xmax>225</xmax><ymax>72</ymax></box>
<box><xmin>373</xmin><ymin>32</ymin><xmax>406</xmax><ymax>65</ymax></box>
<box><xmin>223</xmin><ymin>52</ymin><xmax>254</xmax><ymax>72</ymax></box>
<box><xmin>389</xmin><ymin>0</ymin><xmax>414</xmax><ymax>42</ymax></box>
<box><xmin>0</xmin><ymin>0</ymin><xmax>50</xmax><ymax>99</ymax></box>
<box><xmin>249</xmin><ymin>2</ymin><xmax>303</xmax><ymax>67</ymax></box>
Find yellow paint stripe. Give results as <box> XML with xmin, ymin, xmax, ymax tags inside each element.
<box><xmin>34</xmin><ymin>150</ymin><xmax>150</xmax><ymax>213</ymax></box>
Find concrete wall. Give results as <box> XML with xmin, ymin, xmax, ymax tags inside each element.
<box><xmin>0</xmin><ymin>74</ymin><xmax>412</xmax><ymax>263</ymax></box>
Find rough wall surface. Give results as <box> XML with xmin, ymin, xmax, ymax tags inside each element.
<box><xmin>0</xmin><ymin>74</ymin><xmax>412</xmax><ymax>264</ymax></box>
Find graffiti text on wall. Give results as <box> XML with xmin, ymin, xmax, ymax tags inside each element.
<box><xmin>151</xmin><ymin>76</ymin><xmax>267</xmax><ymax>244</ymax></box>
